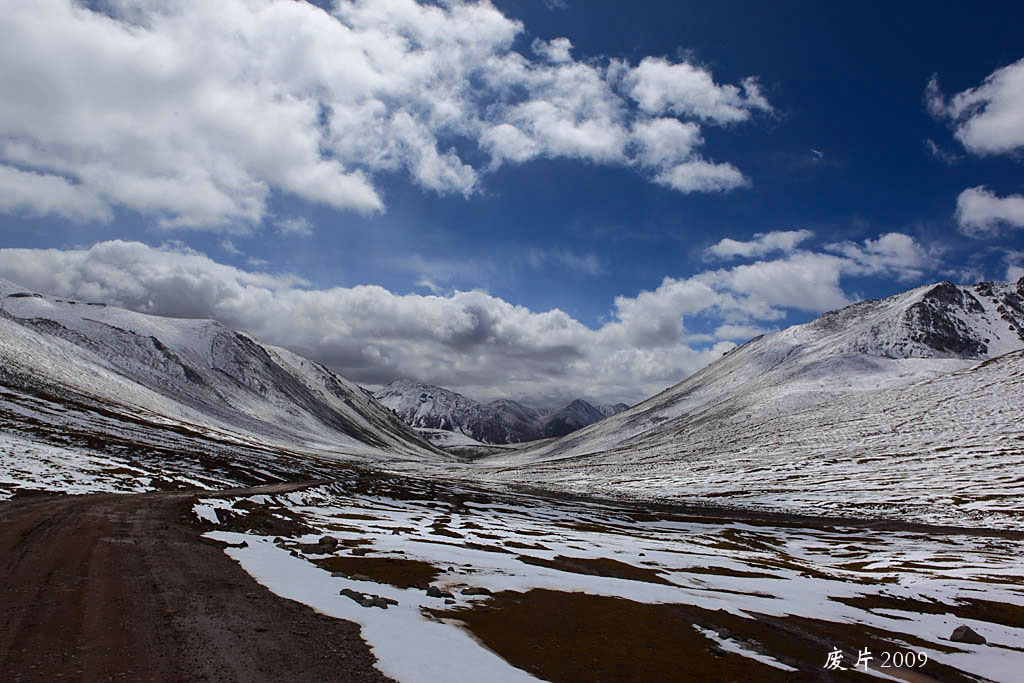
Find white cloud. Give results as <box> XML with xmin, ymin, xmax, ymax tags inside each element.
<box><xmin>0</xmin><ymin>235</ymin><xmax>933</xmax><ymax>404</ymax></box>
<box><xmin>274</xmin><ymin>216</ymin><xmax>314</xmax><ymax>237</ymax></box>
<box><xmin>532</xmin><ymin>37</ymin><xmax>573</xmax><ymax>64</ymax></box>
<box><xmin>0</xmin><ymin>165</ymin><xmax>112</xmax><ymax>222</ymax></box>
<box><xmin>927</xmin><ymin>59</ymin><xmax>1024</xmax><ymax>155</ymax></box>
<box><xmin>0</xmin><ymin>0</ymin><xmax>770</xmax><ymax>229</ymax></box>
<box><xmin>955</xmin><ymin>186</ymin><xmax>1024</xmax><ymax>237</ymax></box>
<box><xmin>654</xmin><ymin>160</ymin><xmax>747</xmax><ymax>194</ymax></box>
<box><xmin>706</xmin><ymin>229</ymin><xmax>814</xmax><ymax>260</ymax></box>
<box><xmin>1004</xmin><ymin>251</ymin><xmax>1024</xmax><ymax>283</ymax></box>
<box><xmin>220</xmin><ymin>239</ymin><xmax>242</xmax><ymax>256</ymax></box>
<box><xmin>624</xmin><ymin>58</ymin><xmax>771</xmax><ymax>123</ymax></box>
<box><xmin>632</xmin><ymin>118</ymin><xmax>703</xmax><ymax>168</ymax></box>
<box><xmin>825</xmin><ymin>232</ymin><xmax>942</xmax><ymax>281</ymax></box>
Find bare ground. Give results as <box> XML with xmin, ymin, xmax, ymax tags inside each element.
<box><xmin>0</xmin><ymin>483</ymin><xmax>394</xmax><ymax>683</ymax></box>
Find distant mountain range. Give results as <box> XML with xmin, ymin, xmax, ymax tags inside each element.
<box><xmin>2</xmin><ymin>274</ymin><xmax>1023</xmax><ymax>526</ymax></box>
<box><xmin>373</xmin><ymin>378</ymin><xmax>628</xmax><ymax>444</ymax></box>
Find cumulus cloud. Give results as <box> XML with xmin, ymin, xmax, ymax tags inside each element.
<box><xmin>706</xmin><ymin>229</ymin><xmax>814</xmax><ymax>260</ymax></box>
<box><xmin>926</xmin><ymin>59</ymin><xmax>1024</xmax><ymax>155</ymax></box>
<box><xmin>955</xmin><ymin>186</ymin><xmax>1024</xmax><ymax>237</ymax></box>
<box><xmin>0</xmin><ymin>0</ymin><xmax>771</xmax><ymax>229</ymax></box>
<box><xmin>624</xmin><ymin>58</ymin><xmax>771</xmax><ymax>123</ymax></box>
<box><xmin>0</xmin><ymin>166</ymin><xmax>112</xmax><ymax>222</ymax></box>
<box><xmin>0</xmin><ymin>235</ymin><xmax>943</xmax><ymax>404</ymax></box>
<box><xmin>824</xmin><ymin>232</ymin><xmax>943</xmax><ymax>281</ymax></box>
<box><xmin>653</xmin><ymin>160</ymin><xmax>747</xmax><ymax>193</ymax></box>
<box><xmin>532</xmin><ymin>37</ymin><xmax>573</xmax><ymax>64</ymax></box>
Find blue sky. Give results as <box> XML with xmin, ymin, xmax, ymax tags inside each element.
<box><xmin>0</xmin><ymin>0</ymin><xmax>1022</xmax><ymax>405</ymax></box>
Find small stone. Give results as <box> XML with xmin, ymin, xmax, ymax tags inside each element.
<box><xmin>318</xmin><ymin>535</ymin><xmax>339</xmax><ymax>550</ymax></box>
<box><xmin>950</xmin><ymin>625</ymin><xmax>986</xmax><ymax>644</ymax></box>
<box><xmin>462</xmin><ymin>587</ymin><xmax>493</xmax><ymax>596</ymax></box>
<box><xmin>426</xmin><ymin>586</ymin><xmax>453</xmax><ymax>599</ymax></box>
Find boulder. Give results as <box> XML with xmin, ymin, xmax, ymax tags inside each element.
<box><xmin>950</xmin><ymin>625</ymin><xmax>986</xmax><ymax>645</ymax></box>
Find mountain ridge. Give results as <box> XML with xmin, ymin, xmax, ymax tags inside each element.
<box><xmin>373</xmin><ymin>378</ymin><xmax>628</xmax><ymax>444</ymax></box>
<box><xmin>486</xmin><ymin>277</ymin><xmax>1024</xmax><ymax>466</ymax></box>
<box><xmin>0</xmin><ymin>277</ymin><xmax>443</xmax><ymax>463</ymax></box>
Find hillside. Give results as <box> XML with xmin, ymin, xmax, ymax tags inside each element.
<box><xmin>474</xmin><ymin>278</ymin><xmax>1024</xmax><ymax>527</ymax></box>
<box><xmin>0</xmin><ymin>278</ymin><xmax>442</xmax><ymax>467</ymax></box>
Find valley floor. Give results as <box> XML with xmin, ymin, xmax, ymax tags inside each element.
<box><xmin>0</xmin><ymin>481</ymin><xmax>391</xmax><ymax>683</ymax></box>
<box><xmin>5</xmin><ymin>458</ymin><xmax>1021</xmax><ymax>681</ymax></box>
<box><xmin>2</xmin><ymin>387</ymin><xmax>1023</xmax><ymax>682</ymax></box>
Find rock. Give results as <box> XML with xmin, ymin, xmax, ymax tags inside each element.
<box><xmin>426</xmin><ymin>586</ymin><xmax>454</xmax><ymax>599</ymax></box>
<box><xmin>444</xmin><ymin>599</ymin><xmax>455</xmax><ymax>605</ymax></box>
<box><xmin>950</xmin><ymin>625</ymin><xmax>986</xmax><ymax>644</ymax></box>
<box><xmin>339</xmin><ymin>588</ymin><xmax>397</xmax><ymax>609</ymax></box>
<box><xmin>462</xmin><ymin>586</ymin><xmax>492</xmax><ymax>596</ymax></box>
<box><xmin>351</xmin><ymin>548</ymin><xmax>372</xmax><ymax>556</ymax></box>
<box><xmin>318</xmin><ymin>535</ymin><xmax>339</xmax><ymax>550</ymax></box>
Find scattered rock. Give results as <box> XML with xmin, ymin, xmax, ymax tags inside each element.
<box><xmin>444</xmin><ymin>599</ymin><xmax>455</xmax><ymax>605</ymax></box>
<box><xmin>426</xmin><ymin>586</ymin><xmax>454</xmax><ymax>599</ymax></box>
<box><xmin>950</xmin><ymin>625</ymin><xmax>986</xmax><ymax>644</ymax></box>
<box><xmin>318</xmin><ymin>535</ymin><xmax>339</xmax><ymax>550</ymax></box>
<box><xmin>462</xmin><ymin>586</ymin><xmax>492</xmax><ymax>596</ymax></box>
<box><xmin>351</xmin><ymin>548</ymin><xmax>372</xmax><ymax>556</ymax></box>
<box><xmin>339</xmin><ymin>588</ymin><xmax>397</xmax><ymax>610</ymax></box>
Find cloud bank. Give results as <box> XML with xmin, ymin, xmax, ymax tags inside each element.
<box><xmin>0</xmin><ymin>0</ymin><xmax>771</xmax><ymax>230</ymax></box>
<box><xmin>0</xmin><ymin>233</ymin><xmax>940</xmax><ymax>404</ymax></box>
<box><xmin>928</xmin><ymin>58</ymin><xmax>1024</xmax><ymax>236</ymax></box>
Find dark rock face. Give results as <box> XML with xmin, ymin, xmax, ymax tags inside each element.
<box><xmin>903</xmin><ymin>283</ymin><xmax>988</xmax><ymax>357</ymax></box>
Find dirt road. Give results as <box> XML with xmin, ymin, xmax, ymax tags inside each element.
<box><xmin>0</xmin><ymin>484</ymin><xmax>394</xmax><ymax>683</ymax></box>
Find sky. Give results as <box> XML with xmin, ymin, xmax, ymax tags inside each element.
<box><xmin>0</xmin><ymin>0</ymin><xmax>1022</xmax><ymax>407</ymax></box>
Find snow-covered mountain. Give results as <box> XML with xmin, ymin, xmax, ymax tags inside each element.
<box><xmin>489</xmin><ymin>278</ymin><xmax>1024</xmax><ymax>465</ymax></box>
<box><xmin>472</xmin><ymin>278</ymin><xmax>1024</xmax><ymax>526</ymax></box>
<box><xmin>374</xmin><ymin>379</ymin><xmax>628</xmax><ymax>444</ymax></box>
<box><xmin>0</xmin><ymin>278</ymin><xmax>442</xmax><ymax>463</ymax></box>
<box><xmin>541</xmin><ymin>399</ymin><xmax>630</xmax><ymax>438</ymax></box>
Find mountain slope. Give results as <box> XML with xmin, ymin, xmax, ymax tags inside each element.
<box><xmin>373</xmin><ymin>379</ymin><xmax>544</xmax><ymax>444</ymax></box>
<box><xmin>541</xmin><ymin>399</ymin><xmax>630</xmax><ymax>438</ymax></box>
<box><xmin>374</xmin><ymin>379</ymin><xmax>628</xmax><ymax>444</ymax></box>
<box><xmin>489</xmin><ymin>278</ymin><xmax>1024</xmax><ymax>464</ymax></box>
<box><xmin>0</xmin><ymin>278</ymin><xmax>442</xmax><ymax>462</ymax></box>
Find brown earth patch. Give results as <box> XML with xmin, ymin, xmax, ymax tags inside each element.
<box><xmin>504</xmin><ymin>540</ymin><xmax>549</xmax><ymax>550</ymax></box>
<box><xmin>516</xmin><ymin>554</ymin><xmax>674</xmax><ymax>585</ymax></box>
<box><xmin>435</xmin><ymin>589</ymin><xmax>977</xmax><ymax>682</ymax></box>
<box><xmin>671</xmin><ymin>565</ymin><xmax>781</xmax><ymax>579</ymax></box>
<box><xmin>313</xmin><ymin>556</ymin><xmax>441</xmax><ymax>589</ymax></box>
<box><xmin>835</xmin><ymin>594</ymin><xmax>1024</xmax><ymax>630</ymax></box>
